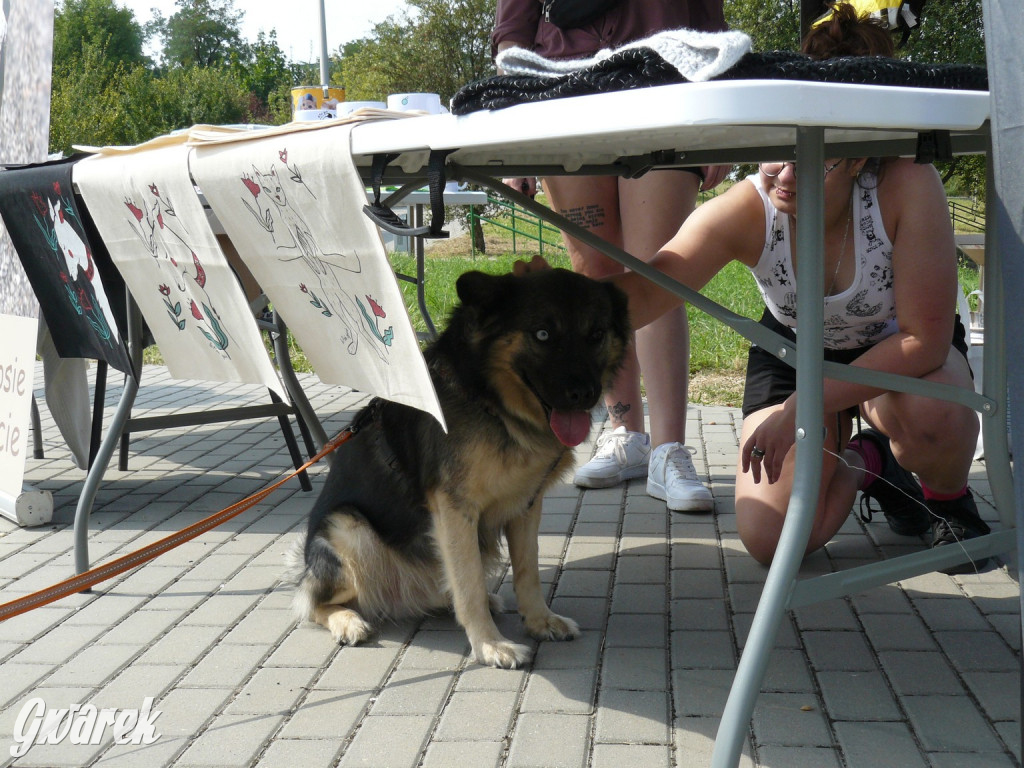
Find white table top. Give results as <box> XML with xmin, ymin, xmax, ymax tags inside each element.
<box><xmin>349</xmin><ymin>80</ymin><xmax>990</xmax><ymax>174</ymax></box>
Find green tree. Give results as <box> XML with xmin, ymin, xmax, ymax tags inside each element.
<box><xmin>53</xmin><ymin>0</ymin><xmax>148</xmax><ymax>70</ymax></box>
<box><xmin>49</xmin><ymin>53</ymin><xmax>249</xmax><ymax>155</ymax></box>
<box><xmin>151</xmin><ymin>66</ymin><xmax>250</xmax><ymax>129</ymax></box>
<box><xmin>341</xmin><ymin>0</ymin><xmax>495</xmax><ymax>103</ymax></box>
<box><xmin>725</xmin><ymin>0</ymin><xmax>801</xmax><ymax>52</ymax></box>
<box><xmin>901</xmin><ymin>1</ymin><xmax>985</xmax><ymax>66</ymax></box>
<box><xmin>49</xmin><ymin>47</ymin><xmax>132</xmax><ymax>153</ymax></box>
<box><xmin>725</xmin><ymin>0</ymin><xmax>986</xmax><ymax>62</ymax></box>
<box><xmin>149</xmin><ymin>0</ymin><xmax>244</xmax><ymax>69</ymax></box>
<box><xmin>228</xmin><ymin>29</ymin><xmax>293</xmax><ymax>122</ymax></box>
<box><xmin>901</xmin><ymin>1</ymin><xmax>987</xmax><ymax>199</ymax></box>
<box><xmin>723</xmin><ymin>0</ymin><xmax>987</xmax><ymax>198</ymax></box>
<box><xmin>230</xmin><ymin>30</ymin><xmax>289</xmax><ymax>103</ymax></box>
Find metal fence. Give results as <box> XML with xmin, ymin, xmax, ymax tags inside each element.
<box><xmin>467</xmin><ymin>196</ymin><xmax>567</xmax><ymax>257</ymax></box>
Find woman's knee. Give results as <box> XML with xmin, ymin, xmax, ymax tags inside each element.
<box><xmin>735</xmin><ymin>498</ymin><xmax>784</xmax><ymax>566</ymax></box>
<box><xmin>881</xmin><ymin>396</ymin><xmax>978</xmax><ymax>458</ymax></box>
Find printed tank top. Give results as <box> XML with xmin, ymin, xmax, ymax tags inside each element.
<box><xmin>747</xmin><ymin>172</ymin><xmax>898</xmax><ymax>350</ymax></box>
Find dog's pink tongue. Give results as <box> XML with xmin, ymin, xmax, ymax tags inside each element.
<box><xmin>549</xmin><ymin>409</ymin><xmax>591</xmax><ymax>447</ymax></box>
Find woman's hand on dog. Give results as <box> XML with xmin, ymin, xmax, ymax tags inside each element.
<box><xmin>513</xmin><ymin>254</ymin><xmax>552</xmax><ymax>276</ymax></box>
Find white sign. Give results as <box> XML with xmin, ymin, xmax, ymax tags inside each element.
<box><xmin>0</xmin><ymin>314</ymin><xmax>38</xmax><ymax>498</ymax></box>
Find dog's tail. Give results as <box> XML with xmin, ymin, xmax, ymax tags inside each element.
<box><xmin>284</xmin><ymin>532</ymin><xmax>346</xmax><ymax>622</ymax></box>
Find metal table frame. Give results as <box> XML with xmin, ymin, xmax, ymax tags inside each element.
<box><xmin>346</xmin><ymin>79</ymin><xmax>1014</xmax><ymax>766</ymax></box>
<box><xmin>71</xmin><ymin>297</ymin><xmax>327</xmax><ymax>575</ymax></box>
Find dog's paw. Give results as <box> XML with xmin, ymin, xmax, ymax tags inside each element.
<box><xmin>474</xmin><ymin>638</ymin><xmax>533</xmax><ymax>669</ymax></box>
<box><xmin>524</xmin><ymin>612</ymin><xmax>579</xmax><ymax>642</ymax></box>
<box><xmin>326</xmin><ymin>608</ymin><xmax>373</xmax><ymax>645</ymax></box>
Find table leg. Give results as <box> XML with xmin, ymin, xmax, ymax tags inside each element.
<box><xmin>74</xmin><ymin>373</ymin><xmax>139</xmax><ymax>575</ymax></box>
<box><xmin>413</xmin><ymin>204</ymin><xmax>438</xmax><ymax>339</ymax></box>
<box><xmin>712</xmin><ymin>128</ymin><xmax>827</xmax><ymax>767</ymax></box>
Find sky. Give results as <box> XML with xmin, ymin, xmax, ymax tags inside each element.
<box><xmin>114</xmin><ymin>0</ymin><xmax>409</xmax><ymax>62</ymax></box>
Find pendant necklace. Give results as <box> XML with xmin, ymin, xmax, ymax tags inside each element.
<box><xmin>827</xmin><ymin>206</ymin><xmax>852</xmax><ymax>295</ymax></box>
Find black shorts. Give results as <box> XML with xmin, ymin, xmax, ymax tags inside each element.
<box><xmin>741</xmin><ymin>308</ymin><xmax>971</xmax><ymax>418</ymax></box>
<box><xmin>679</xmin><ymin>166</ymin><xmax>705</xmax><ymax>184</ymax></box>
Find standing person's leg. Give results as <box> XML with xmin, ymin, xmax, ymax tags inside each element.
<box><xmin>619</xmin><ymin>170</ymin><xmax>713</xmax><ymax>512</ymax></box>
<box><xmin>543</xmin><ymin>175</ymin><xmax>650</xmax><ymax>488</ymax></box>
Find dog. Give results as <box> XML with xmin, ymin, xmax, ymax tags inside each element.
<box><xmin>287</xmin><ymin>266</ymin><xmax>629</xmax><ymax>668</ymax></box>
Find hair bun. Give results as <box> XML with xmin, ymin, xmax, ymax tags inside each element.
<box><xmin>803</xmin><ymin>2</ymin><xmax>895</xmax><ymax>60</ymax></box>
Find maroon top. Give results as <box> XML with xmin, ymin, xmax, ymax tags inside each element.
<box><xmin>492</xmin><ymin>0</ymin><xmax>728</xmax><ymax>61</ymax></box>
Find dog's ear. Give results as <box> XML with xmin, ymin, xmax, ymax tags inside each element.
<box><xmin>455</xmin><ymin>270</ymin><xmax>510</xmax><ymax>310</ymax></box>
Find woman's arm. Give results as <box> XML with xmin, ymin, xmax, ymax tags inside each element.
<box><xmin>491</xmin><ymin>0</ymin><xmax>542</xmax><ymax>60</ymax></box>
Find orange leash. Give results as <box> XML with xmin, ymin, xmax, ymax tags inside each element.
<box><xmin>0</xmin><ymin>429</ymin><xmax>353</xmax><ymax>622</ymax></box>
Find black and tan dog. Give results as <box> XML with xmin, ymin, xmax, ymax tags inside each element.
<box><xmin>287</xmin><ymin>266</ymin><xmax>629</xmax><ymax>668</ymax></box>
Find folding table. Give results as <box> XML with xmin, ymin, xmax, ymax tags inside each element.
<box><xmin>345</xmin><ymin>78</ymin><xmax>1014</xmax><ymax>765</ymax></box>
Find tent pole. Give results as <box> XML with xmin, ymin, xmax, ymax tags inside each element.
<box><xmin>318</xmin><ymin>0</ymin><xmax>330</xmax><ymax>94</ymax></box>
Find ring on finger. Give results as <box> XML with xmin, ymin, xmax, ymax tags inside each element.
<box><xmin>750</xmin><ymin>446</ymin><xmax>765</xmax><ymax>460</ymax></box>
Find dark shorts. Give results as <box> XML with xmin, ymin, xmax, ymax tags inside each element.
<box><xmin>741</xmin><ymin>308</ymin><xmax>971</xmax><ymax>418</ymax></box>
<box><xmin>679</xmin><ymin>166</ymin><xmax>705</xmax><ymax>184</ymax></box>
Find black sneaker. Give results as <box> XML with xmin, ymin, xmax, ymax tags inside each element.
<box><xmin>855</xmin><ymin>429</ymin><xmax>930</xmax><ymax>536</ymax></box>
<box><xmin>928</xmin><ymin>488</ymin><xmax>992</xmax><ymax>574</ymax></box>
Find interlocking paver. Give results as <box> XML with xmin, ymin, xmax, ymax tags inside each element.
<box><xmin>904</xmin><ymin>693</ymin><xmax>1007</xmax><ymax>753</ymax></box>
<box><xmin>368</xmin><ymin>667</ymin><xmax>455</xmax><ymax>716</ymax></box>
<box><xmin>222</xmin><ymin>665</ymin><xmax>318</xmax><ymax>715</ymax></box>
<box><xmin>751</xmin><ymin>692</ymin><xmax>832</xmax><ymax>747</ymax></box>
<box><xmin>877</xmin><ymin>650</ymin><xmax>965</xmax><ymax>696</ymax></box>
<box><xmin>507</xmin><ymin>712</ymin><xmax>590</xmax><ymax>768</ymax></box>
<box><xmin>0</xmin><ymin>365</ymin><xmax>1017</xmax><ymax>767</ymax></box>
<box><xmin>802</xmin><ymin>630</ymin><xmax>878</xmax><ymax>671</ymax></box>
<box><xmin>520</xmin><ymin>667</ymin><xmax>596</xmax><ymax>714</ymax></box>
<box><xmin>934</xmin><ymin>629</ymin><xmax>1020</xmax><ymax>672</ymax></box>
<box><xmin>595</xmin><ymin>688</ymin><xmax>670</xmax><ymax>744</ymax></box>
<box><xmin>604</xmin><ymin>611</ymin><xmax>666</xmax><ymax>647</ymax></box>
<box><xmin>254</xmin><ymin>739</ymin><xmax>343</xmax><ymax>768</ymax></box>
<box><xmin>133</xmin><ymin>623</ymin><xmax>224</xmax><ymax>666</ymax></box>
<box><xmin>434</xmin><ymin>690</ymin><xmax>519</xmax><ymax>741</ymax></box>
<box><xmin>420</xmin><ymin>739</ymin><xmax>505</xmax><ymax>768</ymax></box>
<box><xmin>174</xmin><ymin>713</ymin><xmax>285</xmax><ymax>767</ymax></box>
<box><xmin>963</xmin><ymin>670</ymin><xmax>1021</xmax><ymax>721</ymax></box>
<box><xmin>177</xmin><ymin>642</ymin><xmax>269</xmax><ymax>688</ymax></box>
<box><xmin>760</xmin><ymin>648</ymin><xmax>814</xmax><ymax>693</ymax></box>
<box><xmin>336</xmin><ymin>714</ymin><xmax>434</xmax><ymax>767</ymax></box>
<box><xmin>817</xmin><ymin>669</ymin><xmax>901</xmax><ymax>721</ymax></box>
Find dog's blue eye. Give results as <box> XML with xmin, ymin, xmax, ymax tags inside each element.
<box><xmin>535</xmin><ymin>329</ymin><xmax>549</xmax><ymax>341</ymax></box>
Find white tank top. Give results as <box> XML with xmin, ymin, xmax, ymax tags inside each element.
<box><xmin>747</xmin><ymin>173</ymin><xmax>898</xmax><ymax>350</ymax></box>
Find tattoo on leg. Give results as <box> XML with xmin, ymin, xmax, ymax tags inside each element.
<box><xmin>608</xmin><ymin>401</ymin><xmax>631</xmax><ymax>427</ymax></box>
<box><xmin>561</xmin><ymin>204</ymin><xmax>606</xmax><ymax>230</ymax></box>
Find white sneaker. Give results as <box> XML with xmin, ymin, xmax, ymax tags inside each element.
<box><xmin>573</xmin><ymin>426</ymin><xmax>651</xmax><ymax>488</ymax></box>
<box><xmin>647</xmin><ymin>442</ymin><xmax>714</xmax><ymax>513</ymax></box>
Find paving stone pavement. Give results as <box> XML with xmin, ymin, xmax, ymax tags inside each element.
<box><xmin>0</xmin><ymin>363</ymin><xmax>1019</xmax><ymax>767</ymax></box>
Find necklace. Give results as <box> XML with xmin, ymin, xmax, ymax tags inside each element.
<box><xmin>827</xmin><ymin>207</ymin><xmax>852</xmax><ymax>295</ymax></box>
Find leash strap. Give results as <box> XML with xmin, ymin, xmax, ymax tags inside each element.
<box><xmin>0</xmin><ymin>429</ymin><xmax>353</xmax><ymax>623</ymax></box>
